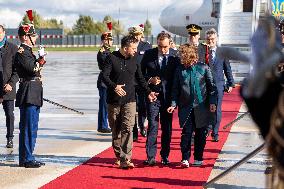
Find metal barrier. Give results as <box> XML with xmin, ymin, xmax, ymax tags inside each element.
<box><xmin>7</xmin><ymin>34</ymin><xmax>188</xmax><ymax>46</ymax></box>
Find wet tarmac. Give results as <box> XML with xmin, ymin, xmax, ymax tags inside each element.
<box><xmin>0</xmin><ymin>52</ymin><xmax>267</xmax><ymax>189</ymax></box>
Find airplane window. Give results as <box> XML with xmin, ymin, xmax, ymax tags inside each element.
<box><xmin>243</xmin><ymin>0</ymin><xmax>253</xmax><ymax>12</ymax></box>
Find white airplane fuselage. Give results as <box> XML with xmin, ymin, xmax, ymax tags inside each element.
<box><xmin>159</xmin><ymin>0</ymin><xmax>218</xmax><ymax>37</ymax></box>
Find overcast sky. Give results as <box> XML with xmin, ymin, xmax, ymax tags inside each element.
<box><xmin>0</xmin><ymin>0</ymin><xmax>175</xmax><ymax>35</ymax></box>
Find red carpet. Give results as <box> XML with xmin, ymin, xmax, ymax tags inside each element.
<box><xmin>41</xmin><ymin>88</ymin><xmax>242</xmax><ymax>189</ymax></box>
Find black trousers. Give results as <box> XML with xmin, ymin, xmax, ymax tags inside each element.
<box><xmin>2</xmin><ymin>100</ymin><xmax>15</xmax><ymax>140</ymax></box>
<box><xmin>180</xmin><ymin>110</ymin><xmax>207</xmax><ymax>161</ymax></box>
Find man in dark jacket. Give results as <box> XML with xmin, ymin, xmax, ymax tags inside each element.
<box><xmin>97</xmin><ymin>32</ymin><xmax>113</xmax><ymax>133</ymax></box>
<box><xmin>102</xmin><ymin>35</ymin><xmax>157</xmax><ymax>169</ymax></box>
<box><xmin>14</xmin><ymin>23</ymin><xmax>46</xmax><ymax>168</ymax></box>
<box><xmin>141</xmin><ymin>31</ymin><xmax>179</xmax><ymax>166</ymax></box>
<box><xmin>128</xmin><ymin>25</ymin><xmax>152</xmax><ymax>141</ymax></box>
<box><xmin>0</xmin><ymin>25</ymin><xmax>18</xmax><ymax>148</ymax></box>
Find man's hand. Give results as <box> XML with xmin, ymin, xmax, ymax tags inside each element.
<box><xmin>148</xmin><ymin>92</ymin><xmax>159</xmax><ymax>102</ymax></box>
<box><xmin>114</xmin><ymin>84</ymin><xmax>126</xmax><ymax>97</ymax></box>
<box><xmin>38</xmin><ymin>46</ymin><xmax>47</xmax><ymax>57</ymax></box>
<box><xmin>149</xmin><ymin>77</ymin><xmax>161</xmax><ymax>85</ymax></box>
<box><xmin>210</xmin><ymin>104</ymin><xmax>216</xmax><ymax>112</ymax></box>
<box><xmin>4</xmin><ymin>84</ymin><xmax>12</xmax><ymax>92</ymax></box>
<box><xmin>167</xmin><ymin>106</ymin><xmax>175</xmax><ymax>113</ymax></box>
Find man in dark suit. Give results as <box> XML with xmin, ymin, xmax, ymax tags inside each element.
<box><xmin>0</xmin><ymin>25</ymin><xmax>18</xmax><ymax>148</ymax></box>
<box><xmin>205</xmin><ymin>28</ymin><xmax>235</xmax><ymax>142</ymax></box>
<box><xmin>141</xmin><ymin>31</ymin><xmax>179</xmax><ymax>166</ymax></box>
<box><xmin>128</xmin><ymin>25</ymin><xmax>152</xmax><ymax>141</ymax></box>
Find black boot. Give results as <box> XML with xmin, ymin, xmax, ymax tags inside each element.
<box><xmin>6</xmin><ymin>139</ymin><xmax>13</xmax><ymax>148</ymax></box>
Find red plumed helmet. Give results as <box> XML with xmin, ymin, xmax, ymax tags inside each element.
<box><xmin>26</xmin><ymin>10</ymin><xmax>33</xmax><ymax>22</ymax></box>
<box><xmin>106</xmin><ymin>21</ymin><xmax>112</xmax><ymax>31</ymax></box>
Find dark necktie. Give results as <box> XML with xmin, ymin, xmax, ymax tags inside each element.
<box><xmin>161</xmin><ymin>55</ymin><xmax>167</xmax><ymax>80</ymax></box>
<box><xmin>209</xmin><ymin>49</ymin><xmax>215</xmax><ymax>65</ymax></box>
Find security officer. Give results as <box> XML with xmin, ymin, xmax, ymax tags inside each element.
<box><xmin>14</xmin><ymin>23</ymin><xmax>46</xmax><ymax>168</ymax></box>
<box><xmin>128</xmin><ymin>25</ymin><xmax>152</xmax><ymax>141</ymax></box>
<box><xmin>97</xmin><ymin>32</ymin><xmax>113</xmax><ymax>133</ymax></box>
<box><xmin>0</xmin><ymin>25</ymin><xmax>18</xmax><ymax>148</ymax></box>
<box><xmin>186</xmin><ymin>24</ymin><xmax>209</xmax><ymax>64</ymax></box>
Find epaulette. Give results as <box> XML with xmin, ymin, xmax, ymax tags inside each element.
<box><xmin>146</xmin><ymin>41</ymin><xmax>150</xmax><ymax>44</ymax></box>
<box><xmin>99</xmin><ymin>47</ymin><xmax>105</xmax><ymax>53</ymax></box>
<box><xmin>17</xmin><ymin>47</ymin><xmax>24</xmax><ymax>53</ymax></box>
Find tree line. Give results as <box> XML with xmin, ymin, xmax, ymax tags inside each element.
<box><xmin>22</xmin><ymin>11</ymin><xmax>152</xmax><ymax>35</ymax></box>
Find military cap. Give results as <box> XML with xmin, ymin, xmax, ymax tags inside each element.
<box><xmin>101</xmin><ymin>32</ymin><xmax>113</xmax><ymax>40</ymax></box>
<box><xmin>186</xmin><ymin>24</ymin><xmax>202</xmax><ymax>36</ymax></box>
<box><xmin>18</xmin><ymin>23</ymin><xmax>36</xmax><ymax>36</ymax></box>
<box><xmin>128</xmin><ymin>26</ymin><xmax>144</xmax><ymax>35</ymax></box>
<box><xmin>278</xmin><ymin>19</ymin><xmax>284</xmax><ymax>35</ymax></box>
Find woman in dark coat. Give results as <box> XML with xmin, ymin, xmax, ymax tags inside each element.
<box><xmin>167</xmin><ymin>44</ymin><xmax>217</xmax><ymax>167</ymax></box>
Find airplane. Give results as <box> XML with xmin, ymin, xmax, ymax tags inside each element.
<box><xmin>159</xmin><ymin>0</ymin><xmax>219</xmax><ymax>37</ymax></box>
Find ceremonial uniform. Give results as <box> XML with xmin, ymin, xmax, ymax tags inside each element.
<box><xmin>15</xmin><ymin>20</ymin><xmax>46</xmax><ymax>168</ymax></box>
<box><xmin>97</xmin><ymin>32</ymin><xmax>113</xmax><ymax>133</ymax></box>
<box><xmin>186</xmin><ymin>24</ymin><xmax>210</xmax><ymax>64</ymax></box>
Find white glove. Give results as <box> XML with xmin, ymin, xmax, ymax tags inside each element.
<box><xmin>38</xmin><ymin>45</ymin><xmax>47</xmax><ymax>58</ymax></box>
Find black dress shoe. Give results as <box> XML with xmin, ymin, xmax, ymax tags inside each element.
<box><xmin>97</xmin><ymin>128</ymin><xmax>111</xmax><ymax>133</ymax></box>
<box><xmin>140</xmin><ymin>128</ymin><xmax>147</xmax><ymax>137</ymax></box>
<box><xmin>161</xmin><ymin>157</ymin><xmax>170</xmax><ymax>166</ymax></box>
<box><xmin>6</xmin><ymin>139</ymin><xmax>13</xmax><ymax>148</ymax></box>
<box><xmin>35</xmin><ymin>160</ymin><xmax>45</xmax><ymax>166</ymax></box>
<box><xmin>143</xmin><ymin>160</ymin><xmax>149</xmax><ymax>165</ymax></box>
<box><xmin>143</xmin><ymin>159</ymin><xmax>156</xmax><ymax>166</ymax></box>
<box><xmin>148</xmin><ymin>158</ymin><xmax>156</xmax><ymax>166</ymax></box>
<box><xmin>19</xmin><ymin>162</ymin><xmax>25</xmax><ymax>167</ymax></box>
<box><xmin>24</xmin><ymin>161</ymin><xmax>41</xmax><ymax>168</ymax></box>
<box><xmin>213</xmin><ymin>135</ymin><xmax>219</xmax><ymax>142</ymax></box>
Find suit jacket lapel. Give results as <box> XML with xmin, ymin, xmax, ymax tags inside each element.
<box><xmin>1</xmin><ymin>43</ymin><xmax>8</xmax><ymax>64</ymax></box>
<box><xmin>154</xmin><ymin>48</ymin><xmax>160</xmax><ymax>70</ymax></box>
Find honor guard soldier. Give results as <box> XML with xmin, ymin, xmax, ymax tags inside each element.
<box><xmin>186</xmin><ymin>24</ymin><xmax>209</xmax><ymax>64</ymax></box>
<box><xmin>128</xmin><ymin>25</ymin><xmax>152</xmax><ymax>141</ymax></box>
<box><xmin>14</xmin><ymin>17</ymin><xmax>46</xmax><ymax>168</ymax></box>
<box><xmin>97</xmin><ymin>32</ymin><xmax>113</xmax><ymax>133</ymax></box>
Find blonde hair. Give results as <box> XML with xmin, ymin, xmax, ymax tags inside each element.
<box><xmin>178</xmin><ymin>44</ymin><xmax>198</xmax><ymax>66</ymax></box>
